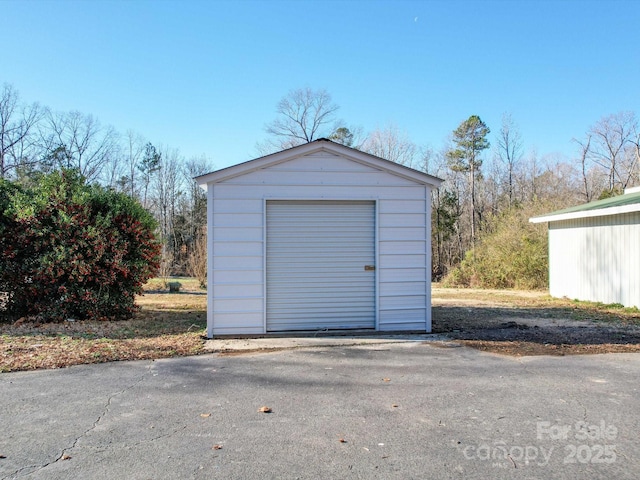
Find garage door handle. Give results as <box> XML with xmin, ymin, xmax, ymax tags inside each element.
<box><xmin>364</xmin><ymin>265</ymin><xmax>376</xmax><ymax>271</ymax></box>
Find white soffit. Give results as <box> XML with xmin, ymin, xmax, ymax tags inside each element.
<box><xmin>195</xmin><ymin>140</ymin><xmax>443</xmax><ymax>188</ymax></box>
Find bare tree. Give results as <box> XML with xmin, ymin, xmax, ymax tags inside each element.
<box><xmin>573</xmin><ymin>135</ymin><xmax>596</xmax><ymax>202</ymax></box>
<box><xmin>182</xmin><ymin>156</ymin><xmax>212</xmax><ymax>230</ymax></box>
<box><xmin>186</xmin><ymin>232</ymin><xmax>207</xmax><ymax>288</ymax></box>
<box><xmin>588</xmin><ymin>111</ymin><xmax>638</xmax><ymax>193</ymax></box>
<box><xmin>496</xmin><ymin>112</ymin><xmax>523</xmax><ymax>207</ymax></box>
<box><xmin>150</xmin><ymin>147</ymin><xmax>183</xmax><ymax>273</ymax></box>
<box><xmin>529</xmin><ymin>157</ymin><xmax>583</xmax><ymax>209</ymax></box>
<box><xmin>119</xmin><ymin>130</ymin><xmax>146</xmax><ymax>198</ymax></box>
<box><xmin>361</xmin><ymin>124</ymin><xmax>418</xmax><ymax>167</ymax></box>
<box><xmin>262</xmin><ymin>88</ymin><xmax>339</xmax><ymax>152</ymax></box>
<box><xmin>41</xmin><ymin>110</ymin><xmax>118</xmax><ymax>182</ymax></box>
<box><xmin>426</xmin><ymin>149</ymin><xmax>463</xmax><ymax>278</ymax></box>
<box><xmin>101</xmin><ymin>138</ymin><xmax>126</xmax><ymax>189</ymax></box>
<box><xmin>182</xmin><ymin>161</ymin><xmax>209</xmax><ymax>283</ymax></box>
<box><xmin>631</xmin><ymin>125</ymin><xmax>640</xmax><ymax>187</ymax></box>
<box><xmin>0</xmin><ymin>84</ymin><xmax>42</xmax><ymax>178</ymax></box>
<box><xmin>181</xmin><ymin>156</ymin><xmax>213</xmax><ymax>248</ymax></box>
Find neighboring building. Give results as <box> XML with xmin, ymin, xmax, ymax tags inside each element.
<box><xmin>195</xmin><ymin>139</ymin><xmax>443</xmax><ymax>337</ymax></box>
<box><xmin>530</xmin><ymin>186</ymin><xmax>640</xmax><ymax>308</ymax></box>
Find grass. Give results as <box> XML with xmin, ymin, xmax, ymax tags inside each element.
<box><xmin>0</xmin><ymin>277</ymin><xmax>207</xmax><ymax>373</ymax></box>
<box><xmin>2</xmin><ymin>282</ymin><xmax>639</xmax><ymax>372</ymax></box>
<box><xmin>431</xmin><ymin>285</ymin><xmax>640</xmax><ymax>325</ymax></box>
<box><xmin>571</xmin><ymin>299</ymin><xmax>640</xmax><ymax>315</ymax></box>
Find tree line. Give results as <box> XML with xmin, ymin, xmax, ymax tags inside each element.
<box><xmin>3</xmin><ymin>83</ymin><xmax>639</xmax><ymax>290</ymax></box>
<box><xmin>0</xmin><ymin>83</ymin><xmax>212</xmax><ymax>284</ymax></box>
<box><xmin>431</xmin><ymin>110</ymin><xmax>639</xmax><ymax>287</ymax></box>
<box><xmin>260</xmin><ymin>88</ymin><xmax>640</xmax><ymax>288</ymax></box>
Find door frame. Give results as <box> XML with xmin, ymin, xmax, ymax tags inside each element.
<box><xmin>262</xmin><ymin>197</ymin><xmax>379</xmax><ymax>333</ymax></box>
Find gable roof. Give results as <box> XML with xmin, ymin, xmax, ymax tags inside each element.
<box><xmin>195</xmin><ymin>138</ymin><xmax>443</xmax><ymax>188</ymax></box>
<box><xmin>530</xmin><ymin>187</ymin><xmax>640</xmax><ymax>223</ymax></box>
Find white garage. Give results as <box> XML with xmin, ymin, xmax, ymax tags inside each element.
<box><xmin>195</xmin><ymin>139</ymin><xmax>443</xmax><ymax>337</ymax></box>
<box><xmin>530</xmin><ymin>186</ymin><xmax>640</xmax><ymax>308</ymax></box>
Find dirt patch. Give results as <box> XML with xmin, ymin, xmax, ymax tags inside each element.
<box><xmin>0</xmin><ymin>334</ymin><xmax>204</xmax><ymax>372</ymax></box>
<box><xmin>432</xmin><ymin>287</ymin><xmax>640</xmax><ymax>356</ymax></box>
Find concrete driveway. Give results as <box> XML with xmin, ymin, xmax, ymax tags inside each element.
<box><xmin>1</xmin><ymin>341</ymin><xmax>639</xmax><ymax>479</ymax></box>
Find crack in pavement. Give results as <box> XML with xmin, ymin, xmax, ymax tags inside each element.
<box><xmin>5</xmin><ymin>361</ymin><xmax>154</xmax><ymax>480</ymax></box>
<box><xmin>127</xmin><ymin>424</ymin><xmax>189</xmax><ymax>448</ymax></box>
<box><xmin>2</xmin><ymin>464</ymin><xmax>41</xmax><ymax>480</ymax></box>
<box><xmin>574</xmin><ymin>397</ymin><xmax>589</xmax><ymax>423</ymax></box>
<box><xmin>614</xmin><ymin>447</ymin><xmax>630</xmax><ymax>462</ymax></box>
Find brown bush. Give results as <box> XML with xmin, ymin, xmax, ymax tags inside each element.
<box><xmin>443</xmin><ymin>205</ymin><xmax>548</xmax><ymax>290</ymax></box>
<box><xmin>187</xmin><ymin>234</ymin><xmax>207</xmax><ymax>289</ymax></box>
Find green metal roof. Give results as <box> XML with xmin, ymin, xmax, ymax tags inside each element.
<box><xmin>550</xmin><ymin>190</ymin><xmax>640</xmax><ymax>215</ymax></box>
<box><xmin>530</xmin><ymin>188</ymin><xmax>640</xmax><ymax>223</ymax></box>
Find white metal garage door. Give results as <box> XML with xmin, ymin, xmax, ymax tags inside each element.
<box><xmin>266</xmin><ymin>200</ymin><xmax>376</xmax><ymax>331</ymax></box>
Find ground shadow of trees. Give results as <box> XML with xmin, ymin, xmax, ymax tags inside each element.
<box><xmin>432</xmin><ymin>305</ymin><xmax>640</xmax><ymax>347</ymax></box>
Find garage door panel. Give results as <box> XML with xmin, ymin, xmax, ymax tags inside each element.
<box><xmin>266</xmin><ymin>200</ymin><xmax>376</xmax><ymax>332</ymax></box>
<box><xmin>268</xmin><ymin>286</ymin><xmax>374</xmax><ymax>296</ymax></box>
<box><xmin>269</xmin><ymin>258</ymin><xmax>371</xmax><ymax>265</ymax></box>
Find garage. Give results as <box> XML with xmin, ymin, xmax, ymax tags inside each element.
<box><xmin>266</xmin><ymin>200</ymin><xmax>376</xmax><ymax>331</ymax></box>
<box><xmin>195</xmin><ymin>139</ymin><xmax>443</xmax><ymax>338</ymax></box>
<box><xmin>530</xmin><ymin>185</ymin><xmax>640</xmax><ymax>308</ymax></box>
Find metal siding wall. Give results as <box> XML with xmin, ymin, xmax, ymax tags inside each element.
<box><xmin>207</xmin><ymin>152</ymin><xmax>435</xmax><ymax>336</ymax></box>
<box><xmin>222</xmin><ymin>170</ymin><xmax>416</xmax><ymax>186</ymax></box>
<box><xmin>266</xmin><ymin>153</ymin><xmax>382</xmax><ymax>172</ymax></box>
<box><xmin>425</xmin><ymin>187</ymin><xmax>432</xmax><ymax>331</ymax></box>
<box><xmin>210</xmin><ymin>197</ymin><xmax>264</xmax><ymax>336</ymax></box>
<box><xmin>630</xmin><ymin>213</ymin><xmax>640</xmax><ymax>308</ymax></box>
<box><xmin>213</xmin><ymin>183</ymin><xmax>427</xmax><ymax>200</ymax></box>
<box><xmin>206</xmin><ymin>185</ymin><xmax>215</xmax><ymax>338</ymax></box>
<box><xmin>266</xmin><ymin>200</ymin><xmax>376</xmax><ymax>331</ymax></box>
<box><xmin>377</xmin><ymin>197</ymin><xmax>428</xmax><ymax>331</ymax></box>
<box><xmin>549</xmin><ymin>212</ymin><xmax>640</xmax><ymax>308</ymax></box>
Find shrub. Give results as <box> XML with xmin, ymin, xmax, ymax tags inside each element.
<box><xmin>186</xmin><ymin>233</ymin><xmax>207</xmax><ymax>289</ymax></box>
<box><xmin>443</xmin><ymin>206</ymin><xmax>548</xmax><ymax>290</ymax></box>
<box><xmin>0</xmin><ymin>169</ymin><xmax>161</xmax><ymax>321</ymax></box>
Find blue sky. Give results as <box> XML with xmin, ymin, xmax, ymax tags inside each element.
<box><xmin>3</xmin><ymin>0</ymin><xmax>639</xmax><ymax>170</ymax></box>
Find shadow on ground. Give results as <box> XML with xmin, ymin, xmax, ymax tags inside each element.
<box><xmin>432</xmin><ymin>305</ymin><xmax>640</xmax><ymax>355</ymax></box>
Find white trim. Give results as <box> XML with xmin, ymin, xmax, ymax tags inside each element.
<box><xmin>530</xmin><ymin>203</ymin><xmax>640</xmax><ymax>223</ymax></box>
<box><xmin>262</xmin><ymin>198</ymin><xmax>267</xmax><ymax>334</ymax></box>
<box><xmin>262</xmin><ymin>196</ymin><xmax>379</xmax><ymax>201</ymax></box>
<box><xmin>206</xmin><ymin>185</ymin><xmax>215</xmax><ymax>338</ymax></box>
<box><xmin>425</xmin><ymin>185</ymin><xmax>432</xmax><ymax>333</ymax></box>
<box><xmin>374</xmin><ymin>199</ymin><xmax>380</xmax><ymax>331</ymax></box>
<box><xmin>263</xmin><ymin>199</ymin><xmax>377</xmax><ymax>332</ymax></box>
<box><xmin>262</xmin><ymin>196</ymin><xmax>380</xmax><ymax>331</ymax></box>
<box><xmin>195</xmin><ymin>140</ymin><xmax>443</xmax><ymax>188</ymax></box>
